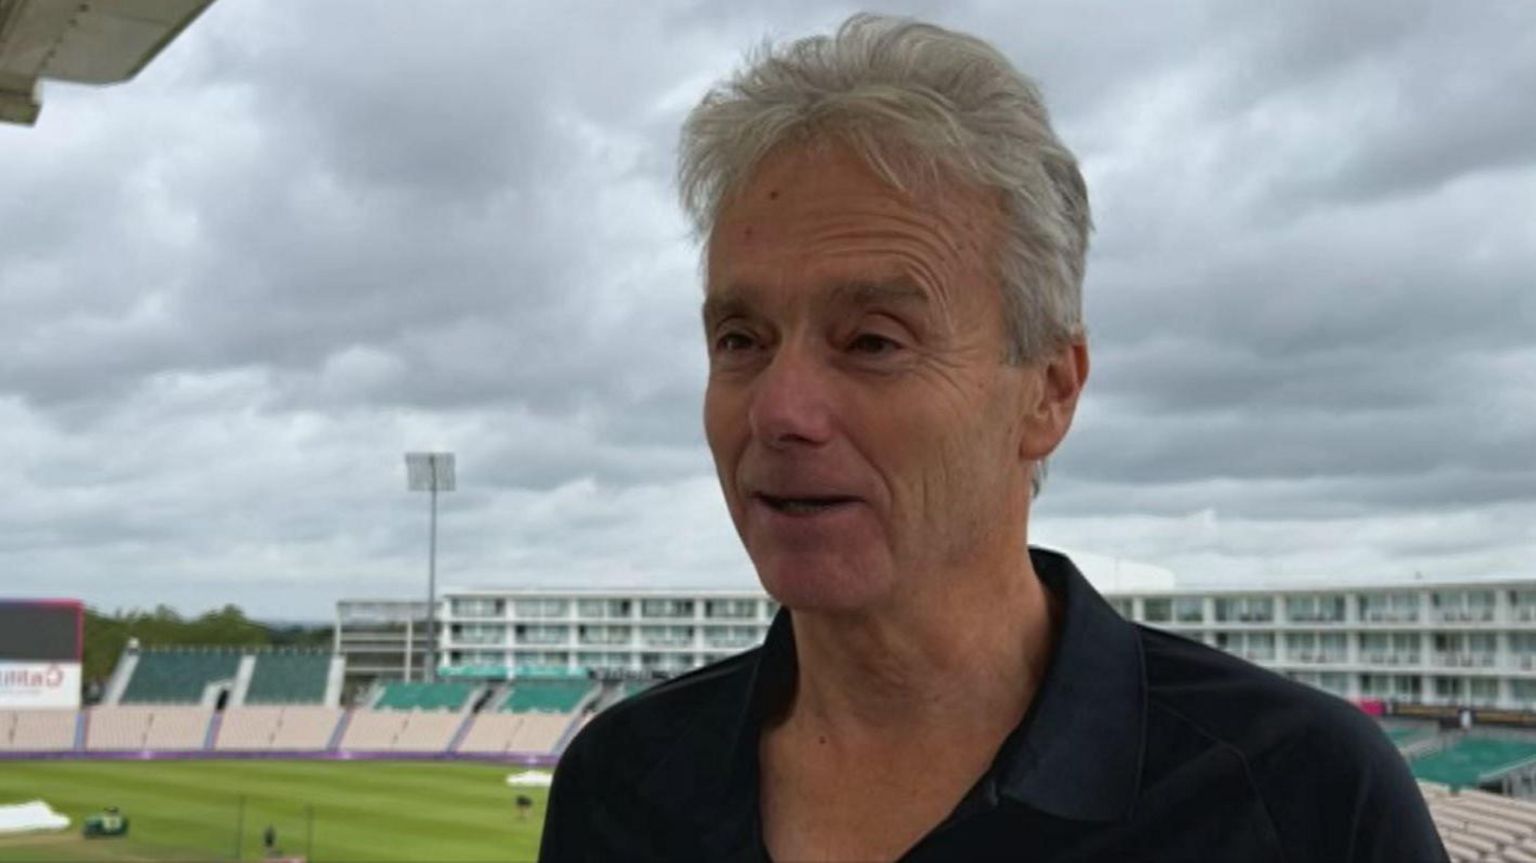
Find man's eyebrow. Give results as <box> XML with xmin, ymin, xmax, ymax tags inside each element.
<box><xmin>702</xmin><ymin>279</ymin><xmax>930</xmax><ymax>325</ymax></box>
<box><xmin>701</xmin><ymin>290</ymin><xmax>752</xmax><ymax>327</ymax></box>
<box><xmin>830</xmin><ymin>279</ymin><xmax>931</xmax><ymax>309</ymax></box>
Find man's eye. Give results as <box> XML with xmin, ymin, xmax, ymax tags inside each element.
<box><xmin>849</xmin><ymin>333</ymin><xmax>900</xmax><ymax>354</ymax></box>
<box><xmin>715</xmin><ymin>331</ymin><xmax>755</xmax><ymax>352</ymax></box>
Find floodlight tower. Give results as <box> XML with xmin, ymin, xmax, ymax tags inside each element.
<box><xmin>405</xmin><ymin>452</ymin><xmax>455</xmax><ymax>682</ymax></box>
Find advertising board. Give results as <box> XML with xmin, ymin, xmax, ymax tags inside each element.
<box><xmin>0</xmin><ymin>661</ymin><xmax>82</xmax><ymax>708</ymax></box>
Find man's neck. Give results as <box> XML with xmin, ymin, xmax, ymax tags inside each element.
<box><xmin>779</xmin><ymin>553</ymin><xmax>1059</xmax><ymax>748</ymax></box>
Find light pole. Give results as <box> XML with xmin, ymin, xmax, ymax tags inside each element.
<box><xmin>405</xmin><ymin>452</ymin><xmax>455</xmax><ymax>682</ymax></box>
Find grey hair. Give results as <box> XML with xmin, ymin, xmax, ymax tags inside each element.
<box><xmin>678</xmin><ymin>13</ymin><xmax>1090</xmax><ymax>498</ymax></box>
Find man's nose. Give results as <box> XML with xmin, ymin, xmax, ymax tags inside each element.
<box><xmin>747</xmin><ymin>343</ymin><xmax>835</xmax><ymax>449</ymax></box>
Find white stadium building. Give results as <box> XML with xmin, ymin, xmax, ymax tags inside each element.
<box><xmin>333</xmin><ymin>550</ymin><xmax>1536</xmax><ymax>714</ymax></box>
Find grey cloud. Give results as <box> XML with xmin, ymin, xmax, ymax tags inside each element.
<box><xmin>1</xmin><ymin>0</ymin><xmax>1532</xmax><ymax>617</ymax></box>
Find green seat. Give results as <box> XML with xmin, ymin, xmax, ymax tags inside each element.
<box><xmin>375</xmin><ymin>682</ymin><xmax>475</xmax><ymax>711</ymax></box>
<box><xmin>1410</xmin><ymin>737</ymin><xmax>1536</xmax><ymax>788</ymax></box>
<box><xmin>503</xmin><ymin>679</ymin><xmax>593</xmax><ymax>713</ymax></box>
<box><xmin>246</xmin><ymin>652</ymin><xmax>331</xmax><ymax>705</ymax></box>
<box><xmin>120</xmin><ymin>650</ymin><xmax>241</xmax><ymax>704</ymax></box>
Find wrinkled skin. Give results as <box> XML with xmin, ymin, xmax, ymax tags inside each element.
<box><xmin>702</xmin><ymin>142</ymin><xmax>1085</xmax><ymax>616</ymax></box>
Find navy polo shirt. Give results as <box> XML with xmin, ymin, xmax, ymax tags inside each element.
<box><xmin>540</xmin><ymin>548</ymin><xmax>1447</xmax><ymax>862</ymax></box>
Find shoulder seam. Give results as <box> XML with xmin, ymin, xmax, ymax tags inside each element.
<box><xmin>1148</xmin><ymin>697</ymin><xmax>1291</xmax><ymax>863</ymax></box>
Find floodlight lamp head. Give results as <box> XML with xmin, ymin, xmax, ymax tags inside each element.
<box><xmin>405</xmin><ymin>452</ymin><xmax>456</xmax><ymax>492</ymax></box>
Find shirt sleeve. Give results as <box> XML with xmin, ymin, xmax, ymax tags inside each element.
<box><xmin>538</xmin><ymin>741</ymin><xmax>590</xmax><ymax>863</ymax></box>
<box><xmin>1340</xmin><ymin>722</ymin><xmax>1450</xmax><ymax>863</ymax></box>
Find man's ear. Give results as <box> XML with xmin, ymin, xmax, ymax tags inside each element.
<box><xmin>1019</xmin><ymin>339</ymin><xmax>1089</xmax><ymax>461</ymax></box>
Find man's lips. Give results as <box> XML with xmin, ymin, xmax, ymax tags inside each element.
<box><xmin>752</xmin><ymin>492</ymin><xmax>862</xmax><ymax>516</ymax></box>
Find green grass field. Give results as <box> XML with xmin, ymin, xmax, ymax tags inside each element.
<box><xmin>0</xmin><ymin>760</ymin><xmax>548</xmax><ymax>862</ymax></box>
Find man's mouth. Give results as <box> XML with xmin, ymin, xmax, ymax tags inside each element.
<box><xmin>756</xmin><ymin>493</ymin><xmax>860</xmax><ymax>516</ymax></box>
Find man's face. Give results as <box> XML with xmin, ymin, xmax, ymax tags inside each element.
<box><xmin>703</xmin><ymin>143</ymin><xmax>1039</xmax><ymax>613</ymax></box>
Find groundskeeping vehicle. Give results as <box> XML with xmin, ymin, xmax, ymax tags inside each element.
<box><xmin>82</xmin><ymin>807</ymin><xmax>129</xmax><ymax>839</ymax></box>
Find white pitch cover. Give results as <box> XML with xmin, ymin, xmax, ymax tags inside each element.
<box><xmin>0</xmin><ymin>661</ymin><xmax>81</xmax><ymax>708</ymax></box>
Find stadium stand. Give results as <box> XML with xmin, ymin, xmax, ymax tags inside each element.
<box><xmin>339</xmin><ymin>710</ymin><xmax>464</xmax><ymax>752</ymax></box>
<box><xmin>86</xmin><ymin>706</ymin><xmax>211</xmax><ymax>750</ymax></box>
<box><xmin>1419</xmin><ymin>780</ymin><xmax>1536</xmax><ymax>863</ymax></box>
<box><xmin>1413</xmin><ymin>737</ymin><xmax>1536</xmax><ymax>789</ymax></box>
<box><xmin>456</xmin><ymin>712</ymin><xmax>574</xmax><ymax>755</ymax></box>
<box><xmin>119</xmin><ymin>649</ymin><xmax>240</xmax><ymax>704</ymax></box>
<box><xmin>503</xmin><ymin>679</ymin><xmax>593</xmax><ymax>713</ymax></box>
<box><xmin>244</xmin><ymin>651</ymin><xmax>331</xmax><ymax>705</ymax></box>
<box><xmin>214</xmin><ymin>706</ymin><xmax>344</xmax><ymax>751</ymax></box>
<box><xmin>373</xmin><ymin>681</ymin><xmax>476</xmax><ymax>711</ymax></box>
<box><xmin>0</xmin><ymin>709</ymin><xmax>75</xmax><ymax>751</ymax></box>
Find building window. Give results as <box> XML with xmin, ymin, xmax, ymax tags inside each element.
<box><xmin>513</xmin><ymin>599</ymin><xmax>569</xmax><ymax>619</ymax></box>
<box><xmin>640</xmin><ymin>652</ymin><xmax>694</xmax><ymax>673</ymax></box>
<box><xmin>512</xmin><ymin>651</ymin><xmax>569</xmax><ymax>668</ymax></box>
<box><xmin>703</xmin><ymin>625</ymin><xmax>761</xmax><ymax>649</ymax></box>
<box><xmin>1360</xmin><ymin>674</ymin><xmax>1394</xmax><ymax>697</ymax></box>
<box><xmin>1318</xmin><ymin>673</ymin><xmax>1350</xmax><ymax>696</ymax></box>
<box><xmin>1433</xmin><ymin>676</ymin><xmax>1464</xmax><ymax>700</ymax></box>
<box><xmin>1468</xmin><ymin>677</ymin><xmax>1500</xmax><ymax>706</ymax></box>
<box><xmin>1431</xmin><ymin>590</ymin><xmax>1495</xmax><ymax>622</ymax></box>
<box><xmin>450</xmin><ymin>624</ymin><xmax>506</xmax><ymax>645</ymax></box>
<box><xmin>1318</xmin><ymin>632</ymin><xmax>1348</xmax><ymax>662</ymax></box>
<box><xmin>1286</xmin><ymin>632</ymin><xmax>1318</xmax><ymax>662</ymax></box>
<box><xmin>1511</xmin><ymin>591</ymin><xmax>1536</xmax><ymax>622</ymax></box>
<box><xmin>640</xmin><ymin>599</ymin><xmax>696</xmax><ymax>619</ymax></box>
<box><xmin>450</xmin><ymin>598</ymin><xmax>505</xmax><ymax>619</ymax></box>
<box><xmin>1173</xmin><ymin>598</ymin><xmax>1203</xmax><ymax>623</ymax></box>
<box><xmin>574</xmin><ymin>651</ymin><xmax>632</xmax><ymax>671</ymax></box>
<box><xmin>1143</xmin><ymin>598</ymin><xmax>1172</xmax><ymax>624</ymax></box>
<box><xmin>514</xmin><ymin>624</ymin><xmax>570</xmax><ymax>646</ymax></box>
<box><xmin>704</xmin><ymin>599</ymin><xmax>758</xmax><ymax>620</ymax></box>
<box><xmin>576</xmin><ymin>599</ymin><xmax>631</xmax><ymax>619</ymax></box>
<box><xmin>1286</xmin><ymin>595</ymin><xmax>1345</xmax><ymax>623</ymax></box>
<box><xmin>1215</xmin><ymin>597</ymin><xmax>1274</xmax><ymax>623</ymax></box>
<box><xmin>1215</xmin><ymin>631</ymin><xmax>1274</xmax><ymax>662</ymax></box>
<box><xmin>1358</xmin><ymin>592</ymin><xmax>1418</xmax><ymax>623</ymax></box>
<box><xmin>577</xmin><ymin>625</ymin><xmax>631</xmax><ymax>646</ymax></box>
<box><xmin>639</xmin><ymin>625</ymin><xmax>694</xmax><ymax>647</ymax></box>
<box><xmin>1107</xmin><ymin>598</ymin><xmax>1133</xmax><ymax>618</ymax></box>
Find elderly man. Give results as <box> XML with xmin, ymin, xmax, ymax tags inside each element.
<box><xmin>541</xmin><ymin>14</ymin><xmax>1444</xmax><ymax>863</ymax></box>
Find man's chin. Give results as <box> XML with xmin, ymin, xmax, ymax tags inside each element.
<box><xmin>753</xmin><ymin>556</ymin><xmax>892</xmax><ymax>615</ymax></box>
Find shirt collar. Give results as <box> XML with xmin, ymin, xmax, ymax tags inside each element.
<box><xmin>995</xmin><ymin>546</ymin><xmax>1146</xmax><ymax>822</ymax></box>
<box><xmin>656</xmin><ymin>547</ymin><xmax>1146</xmax><ymax>834</ymax></box>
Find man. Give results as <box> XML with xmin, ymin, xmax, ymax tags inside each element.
<box><xmin>541</xmin><ymin>14</ymin><xmax>1446</xmax><ymax>862</ymax></box>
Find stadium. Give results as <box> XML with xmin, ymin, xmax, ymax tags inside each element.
<box><xmin>3</xmin><ymin>1</ymin><xmax>1534</xmax><ymax>862</ymax></box>
<box><xmin>13</xmin><ymin>565</ymin><xmax>1536</xmax><ymax>863</ymax></box>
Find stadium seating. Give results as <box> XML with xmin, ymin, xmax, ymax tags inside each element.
<box><xmin>339</xmin><ymin>709</ymin><xmax>463</xmax><ymax>752</ymax></box>
<box><xmin>244</xmin><ymin>651</ymin><xmax>331</xmax><ymax>705</ymax></box>
<box><xmin>119</xmin><ymin>649</ymin><xmax>241</xmax><ymax>704</ymax></box>
<box><xmin>86</xmin><ymin>706</ymin><xmax>211</xmax><ymax>750</ymax></box>
<box><xmin>0</xmin><ymin>709</ymin><xmax>76</xmax><ymax>751</ymax></box>
<box><xmin>215</xmin><ymin>706</ymin><xmax>344</xmax><ymax>751</ymax></box>
<box><xmin>1412</xmin><ymin>737</ymin><xmax>1536</xmax><ymax>789</ymax></box>
<box><xmin>373</xmin><ymin>681</ymin><xmax>475</xmax><ymax>711</ymax></box>
<box><xmin>455</xmin><ymin>712</ymin><xmax>574</xmax><ymax>754</ymax></box>
<box><xmin>502</xmin><ymin>679</ymin><xmax>593</xmax><ymax>713</ymax></box>
<box><xmin>511</xmin><ymin>713</ymin><xmax>573</xmax><ymax>751</ymax></box>
<box><xmin>1418</xmin><ymin>780</ymin><xmax>1536</xmax><ymax>863</ymax></box>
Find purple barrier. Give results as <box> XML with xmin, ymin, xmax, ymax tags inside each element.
<box><xmin>0</xmin><ymin>749</ymin><xmax>559</xmax><ymax>767</ymax></box>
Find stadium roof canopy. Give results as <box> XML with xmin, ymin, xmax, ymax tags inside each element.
<box><xmin>0</xmin><ymin>0</ymin><xmax>214</xmax><ymax>125</ymax></box>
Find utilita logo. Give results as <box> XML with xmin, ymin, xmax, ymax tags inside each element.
<box><xmin>0</xmin><ymin>664</ymin><xmax>66</xmax><ymax>690</ymax></box>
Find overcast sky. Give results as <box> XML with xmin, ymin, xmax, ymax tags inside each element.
<box><xmin>3</xmin><ymin>0</ymin><xmax>1532</xmax><ymax>620</ymax></box>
